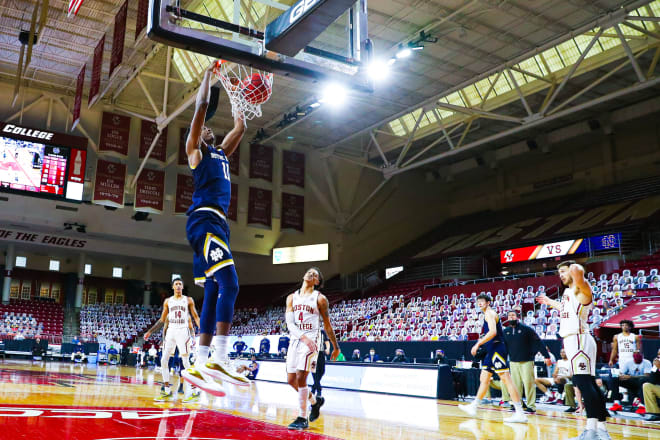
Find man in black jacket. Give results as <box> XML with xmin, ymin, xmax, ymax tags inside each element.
<box><xmin>501</xmin><ymin>310</ymin><xmax>552</xmax><ymax>412</ymax></box>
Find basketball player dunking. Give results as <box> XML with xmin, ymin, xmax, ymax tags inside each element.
<box><xmin>144</xmin><ymin>277</ymin><xmax>201</xmax><ymax>402</ymax></box>
<box><xmin>459</xmin><ymin>294</ymin><xmax>528</xmax><ymax>423</ymax></box>
<box><xmin>180</xmin><ymin>63</ymin><xmax>250</xmax><ymax>395</ymax></box>
<box><xmin>537</xmin><ymin>261</ymin><xmax>610</xmax><ymax>440</ymax></box>
<box><xmin>285</xmin><ymin>267</ymin><xmax>340</xmax><ymax>430</ymax></box>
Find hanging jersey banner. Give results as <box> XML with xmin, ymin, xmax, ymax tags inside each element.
<box><xmin>99</xmin><ymin>112</ymin><xmax>131</xmax><ymax>157</ymax></box>
<box><xmin>249</xmin><ymin>144</ymin><xmax>273</xmax><ymax>182</ymax></box>
<box><xmin>248</xmin><ymin>187</ymin><xmax>272</xmax><ymax>228</ymax></box>
<box><xmin>92</xmin><ymin>159</ymin><xmax>126</xmax><ymax>208</ymax></box>
<box><xmin>174</xmin><ymin>174</ymin><xmax>194</xmax><ymax>215</ymax></box>
<box><xmin>282</xmin><ymin>150</ymin><xmax>305</xmax><ymax>188</ymax></box>
<box><xmin>139</xmin><ymin>120</ymin><xmax>167</xmax><ymax>162</ymax></box>
<box><xmin>281</xmin><ymin>192</ymin><xmax>304</xmax><ymax>232</ymax></box>
<box><xmin>135</xmin><ymin>168</ymin><xmax>165</xmax><ymax>214</ymax></box>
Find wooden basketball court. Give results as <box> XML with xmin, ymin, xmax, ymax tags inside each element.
<box><xmin>0</xmin><ymin>360</ymin><xmax>656</xmax><ymax>440</ymax></box>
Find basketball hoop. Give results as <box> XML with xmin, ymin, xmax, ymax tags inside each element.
<box><xmin>212</xmin><ymin>60</ymin><xmax>273</xmax><ymax>124</ymax></box>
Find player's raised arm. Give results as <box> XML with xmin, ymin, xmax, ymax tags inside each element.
<box><xmin>318</xmin><ymin>294</ymin><xmax>340</xmax><ymax>361</ymax></box>
<box><xmin>536</xmin><ymin>295</ymin><xmax>561</xmax><ymax>310</ymax></box>
<box><xmin>145</xmin><ymin>300</ymin><xmax>169</xmax><ymax>340</ymax></box>
<box><xmin>186</xmin><ymin>64</ymin><xmax>215</xmax><ymax>168</ymax></box>
<box><xmin>188</xmin><ymin>297</ymin><xmax>201</xmax><ymax>329</ymax></box>
<box><xmin>219</xmin><ymin>110</ymin><xmax>245</xmax><ymax>158</ymax></box>
<box><xmin>570</xmin><ymin>263</ymin><xmax>593</xmax><ymax>305</ymax></box>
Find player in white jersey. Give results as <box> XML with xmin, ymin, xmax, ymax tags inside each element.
<box><xmin>285</xmin><ymin>267</ymin><xmax>340</xmax><ymax>431</ymax></box>
<box><xmin>144</xmin><ymin>277</ymin><xmax>201</xmax><ymax>402</ymax></box>
<box><xmin>537</xmin><ymin>261</ymin><xmax>610</xmax><ymax>440</ymax></box>
<box><xmin>609</xmin><ymin>319</ymin><xmax>641</xmax><ymax>368</ymax></box>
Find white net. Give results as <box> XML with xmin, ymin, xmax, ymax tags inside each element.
<box><xmin>213</xmin><ymin>60</ymin><xmax>273</xmax><ymax>124</ymax></box>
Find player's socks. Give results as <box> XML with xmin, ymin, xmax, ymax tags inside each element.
<box><xmin>586</xmin><ymin>418</ymin><xmax>597</xmax><ymax>431</ymax></box>
<box><xmin>213</xmin><ymin>335</ymin><xmax>231</xmax><ymax>363</ymax></box>
<box><xmin>298</xmin><ymin>387</ymin><xmax>309</xmax><ymax>419</ymax></box>
<box><xmin>513</xmin><ymin>402</ymin><xmax>524</xmax><ymax>414</ymax></box>
<box><xmin>308</xmin><ymin>391</ymin><xmax>317</xmax><ymax>406</ymax></box>
<box><xmin>195</xmin><ymin>345</ymin><xmax>210</xmax><ymax>367</ymax></box>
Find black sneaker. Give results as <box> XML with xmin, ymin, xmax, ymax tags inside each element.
<box><xmin>525</xmin><ymin>406</ymin><xmax>536</xmax><ymax>414</ymax></box>
<box><xmin>287</xmin><ymin>417</ymin><xmax>309</xmax><ymax>430</ymax></box>
<box><xmin>564</xmin><ymin>407</ymin><xmax>577</xmax><ymax>413</ymax></box>
<box><xmin>309</xmin><ymin>396</ymin><xmax>325</xmax><ymax>422</ymax></box>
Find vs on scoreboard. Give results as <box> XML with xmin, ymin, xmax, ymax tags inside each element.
<box><xmin>0</xmin><ymin>122</ymin><xmax>87</xmax><ymax>202</ymax></box>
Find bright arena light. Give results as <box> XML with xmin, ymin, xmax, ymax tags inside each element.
<box><xmin>395</xmin><ymin>47</ymin><xmax>412</xmax><ymax>59</ymax></box>
<box><xmin>367</xmin><ymin>59</ymin><xmax>390</xmax><ymax>82</ymax></box>
<box><xmin>319</xmin><ymin>82</ymin><xmax>347</xmax><ymax>107</ymax></box>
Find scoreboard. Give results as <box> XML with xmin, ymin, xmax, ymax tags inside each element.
<box><xmin>0</xmin><ymin>122</ymin><xmax>87</xmax><ymax>202</ymax></box>
<box><xmin>500</xmin><ymin>233</ymin><xmax>621</xmax><ymax>264</ymax></box>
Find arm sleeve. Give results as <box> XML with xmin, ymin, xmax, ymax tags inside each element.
<box><xmin>285</xmin><ymin>312</ymin><xmax>303</xmax><ymax>339</ymax></box>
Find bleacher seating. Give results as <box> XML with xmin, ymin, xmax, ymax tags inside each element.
<box><xmin>79</xmin><ymin>304</ymin><xmax>160</xmax><ymax>347</ymax></box>
<box><xmin>228</xmin><ymin>252</ymin><xmax>660</xmax><ymax>342</ymax></box>
<box><xmin>0</xmin><ymin>300</ymin><xmax>63</xmax><ymax>344</ymax></box>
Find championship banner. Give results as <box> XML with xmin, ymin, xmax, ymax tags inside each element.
<box><xmin>282</xmin><ymin>151</ymin><xmax>305</xmax><ymax>187</ymax></box>
<box><xmin>109</xmin><ymin>1</ymin><xmax>127</xmax><ymax>78</ymax></box>
<box><xmin>228</xmin><ymin>183</ymin><xmax>238</xmax><ymax>221</ymax></box>
<box><xmin>174</xmin><ymin>174</ymin><xmax>194</xmax><ymax>215</ymax></box>
<box><xmin>247</xmin><ymin>187</ymin><xmax>272</xmax><ymax>228</ymax></box>
<box><xmin>249</xmin><ymin>143</ymin><xmax>273</xmax><ymax>182</ymax></box>
<box><xmin>178</xmin><ymin>127</ymin><xmax>188</xmax><ymax>166</ymax></box>
<box><xmin>139</xmin><ymin>120</ymin><xmax>167</xmax><ymax>162</ymax></box>
<box><xmin>601</xmin><ymin>300</ymin><xmax>660</xmax><ymax>328</ymax></box>
<box><xmin>72</xmin><ymin>65</ymin><xmax>85</xmax><ymax>131</ymax></box>
<box><xmin>92</xmin><ymin>159</ymin><xmax>126</xmax><ymax>208</ymax></box>
<box><xmin>135</xmin><ymin>168</ymin><xmax>165</xmax><ymax>214</ymax></box>
<box><xmin>135</xmin><ymin>0</ymin><xmax>150</xmax><ymax>39</ymax></box>
<box><xmin>88</xmin><ymin>35</ymin><xmax>105</xmax><ymax>107</ymax></box>
<box><xmin>229</xmin><ymin>147</ymin><xmax>240</xmax><ymax>176</ymax></box>
<box><xmin>281</xmin><ymin>192</ymin><xmax>304</xmax><ymax>232</ymax></box>
<box><xmin>99</xmin><ymin>112</ymin><xmax>131</xmax><ymax>157</ymax></box>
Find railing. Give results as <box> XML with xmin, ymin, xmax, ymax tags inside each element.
<box><xmin>423</xmin><ymin>270</ymin><xmax>556</xmax><ymax>290</ymax></box>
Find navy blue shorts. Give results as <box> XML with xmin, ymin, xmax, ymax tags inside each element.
<box><xmin>481</xmin><ymin>341</ymin><xmax>509</xmax><ymax>374</ymax></box>
<box><xmin>186</xmin><ymin>208</ymin><xmax>234</xmax><ymax>278</ymax></box>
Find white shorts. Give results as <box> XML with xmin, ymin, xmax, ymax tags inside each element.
<box><xmin>563</xmin><ymin>333</ymin><xmax>596</xmax><ymax>376</ymax></box>
<box><xmin>286</xmin><ymin>339</ymin><xmax>318</xmax><ymax>374</ymax></box>
<box><xmin>164</xmin><ymin>328</ymin><xmax>193</xmax><ymax>356</ymax></box>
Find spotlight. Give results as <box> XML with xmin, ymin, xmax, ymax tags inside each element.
<box><xmin>395</xmin><ymin>44</ymin><xmax>412</xmax><ymax>59</ymax></box>
<box><xmin>310</xmin><ymin>101</ymin><xmax>321</xmax><ymax>108</ymax></box>
<box><xmin>295</xmin><ymin>106</ymin><xmax>306</xmax><ymax>117</ymax></box>
<box><xmin>367</xmin><ymin>59</ymin><xmax>390</xmax><ymax>82</ymax></box>
<box><xmin>319</xmin><ymin>83</ymin><xmax>347</xmax><ymax>107</ymax></box>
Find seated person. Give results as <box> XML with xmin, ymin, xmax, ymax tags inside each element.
<box><xmin>391</xmin><ymin>349</ymin><xmax>408</xmax><ymax>363</ymax></box>
<box><xmin>236</xmin><ymin>355</ymin><xmax>259</xmax><ymax>380</ymax></box>
<box><xmin>432</xmin><ymin>349</ymin><xmax>448</xmax><ymax>365</ymax></box>
<box><xmin>351</xmin><ymin>349</ymin><xmax>361</xmax><ymax>361</ymax></box>
<box><xmin>642</xmin><ymin>350</ymin><xmax>660</xmax><ymax>421</ymax></box>
<box><xmin>233</xmin><ymin>336</ymin><xmax>248</xmax><ymax>356</ymax></box>
<box><xmin>363</xmin><ymin>348</ymin><xmax>380</xmax><ymax>363</ymax></box>
<box><xmin>71</xmin><ymin>341</ymin><xmax>86</xmax><ymax>363</ymax></box>
<box><xmin>606</xmin><ymin>352</ymin><xmax>653</xmax><ymax>407</ymax></box>
<box><xmin>32</xmin><ymin>337</ymin><xmax>46</xmax><ymax>359</ymax></box>
<box><xmin>147</xmin><ymin>345</ymin><xmax>158</xmax><ymax>365</ymax></box>
<box><xmin>535</xmin><ymin>349</ymin><xmax>571</xmax><ymax>405</ymax></box>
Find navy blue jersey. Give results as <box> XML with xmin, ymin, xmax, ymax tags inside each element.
<box><xmin>481</xmin><ymin>314</ymin><xmax>505</xmax><ymax>349</ymax></box>
<box><xmin>259</xmin><ymin>338</ymin><xmax>270</xmax><ymax>353</ymax></box>
<box><xmin>187</xmin><ymin>146</ymin><xmax>231</xmax><ymax>215</ymax></box>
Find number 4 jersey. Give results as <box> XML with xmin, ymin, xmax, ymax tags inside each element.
<box><xmin>290</xmin><ymin>289</ymin><xmax>321</xmax><ymax>343</ymax></box>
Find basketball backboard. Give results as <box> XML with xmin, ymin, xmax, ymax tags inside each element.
<box><xmin>147</xmin><ymin>0</ymin><xmax>373</xmax><ymax>92</ymax></box>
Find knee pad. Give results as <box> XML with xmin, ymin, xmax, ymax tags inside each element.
<box><xmin>214</xmin><ymin>266</ymin><xmax>239</xmax><ymax>323</ymax></box>
<box><xmin>199</xmin><ymin>278</ymin><xmax>218</xmax><ymax>335</ymax></box>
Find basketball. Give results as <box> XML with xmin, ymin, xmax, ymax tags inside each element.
<box><xmin>241</xmin><ymin>73</ymin><xmax>272</xmax><ymax>105</ymax></box>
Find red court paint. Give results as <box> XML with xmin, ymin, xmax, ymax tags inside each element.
<box><xmin>0</xmin><ymin>404</ymin><xmax>338</xmax><ymax>440</ymax></box>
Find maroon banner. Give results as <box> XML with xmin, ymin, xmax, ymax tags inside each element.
<box><xmin>228</xmin><ymin>183</ymin><xmax>238</xmax><ymax>221</ymax></box>
<box><xmin>228</xmin><ymin>147</ymin><xmax>240</xmax><ymax>176</ymax></box>
<box><xmin>135</xmin><ymin>168</ymin><xmax>165</xmax><ymax>214</ymax></box>
<box><xmin>174</xmin><ymin>174</ymin><xmax>194</xmax><ymax>215</ymax></box>
<box><xmin>249</xmin><ymin>144</ymin><xmax>273</xmax><ymax>181</ymax></box>
<box><xmin>88</xmin><ymin>35</ymin><xmax>105</xmax><ymax>106</ymax></box>
<box><xmin>281</xmin><ymin>193</ymin><xmax>304</xmax><ymax>232</ymax></box>
<box><xmin>282</xmin><ymin>151</ymin><xmax>305</xmax><ymax>187</ymax></box>
<box><xmin>99</xmin><ymin>112</ymin><xmax>131</xmax><ymax>157</ymax></box>
<box><xmin>71</xmin><ymin>64</ymin><xmax>86</xmax><ymax>131</ymax></box>
<box><xmin>135</xmin><ymin>0</ymin><xmax>149</xmax><ymax>39</ymax></box>
<box><xmin>178</xmin><ymin>127</ymin><xmax>188</xmax><ymax>165</ymax></box>
<box><xmin>139</xmin><ymin>120</ymin><xmax>167</xmax><ymax>162</ymax></box>
<box><xmin>247</xmin><ymin>187</ymin><xmax>272</xmax><ymax>228</ymax></box>
<box><xmin>110</xmin><ymin>1</ymin><xmax>127</xmax><ymax>77</ymax></box>
<box><xmin>71</xmin><ymin>65</ymin><xmax>85</xmax><ymax>131</ymax></box>
<box><xmin>92</xmin><ymin>159</ymin><xmax>126</xmax><ymax>208</ymax></box>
